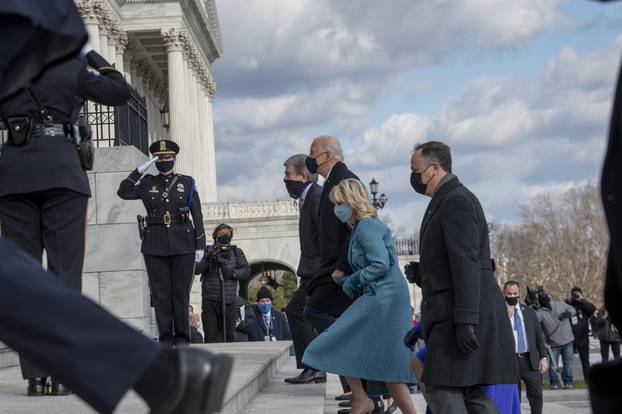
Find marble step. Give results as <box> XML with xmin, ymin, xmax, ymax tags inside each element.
<box><xmin>0</xmin><ymin>341</ymin><xmax>293</xmax><ymax>414</ymax></box>
<box><xmin>241</xmin><ymin>355</ymin><xmax>326</xmax><ymax>414</ymax></box>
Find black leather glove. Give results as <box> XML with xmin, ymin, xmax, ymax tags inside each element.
<box><xmin>559</xmin><ymin>310</ymin><xmax>572</xmax><ymax>321</ymax></box>
<box><xmin>455</xmin><ymin>324</ymin><xmax>479</xmax><ymax>354</ymax></box>
<box><xmin>403</xmin><ymin>327</ymin><xmax>421</xmax><ymax>350</ymax></box>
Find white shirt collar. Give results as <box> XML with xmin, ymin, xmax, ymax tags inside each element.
<box><xmin>300</xmin><ymin>182</ymin><xmax>312</xmax><ymax>202</ymax></box>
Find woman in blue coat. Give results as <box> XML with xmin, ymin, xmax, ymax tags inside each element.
<box><xmin>303</xmin><ymin>179</ymin><xmax>417</xmax><ymax>414</ymax></box>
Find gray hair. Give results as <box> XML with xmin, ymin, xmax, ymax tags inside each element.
<box><xmin>414</xmin><ymin>141</ymin><xmax>452</xmax><ymax>172</ymax></box>
<box><xmin>316</xmin><ymin>135</ymin><xmax>344</xmax><ymax>161</ymax></box>
<box><xmin>283</xmin><ymin>154</ymin><xmax>318</xmax><ymax>182</ymax></box>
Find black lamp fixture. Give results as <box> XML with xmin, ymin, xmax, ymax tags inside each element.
<box><xmin>369</xmin><ymin>177</ymin><xmax>387</xmax><ymax>209</ymax></box>
<box><xmin>160</xmin><ymin>103</ymin><xmax>170</xmax><ymax>131</ymax></box>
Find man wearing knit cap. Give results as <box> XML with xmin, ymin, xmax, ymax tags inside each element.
<box><xmin>246</xmin><ymin>287</ymin><xmax>292</xmax><ymax>342</ymax></box>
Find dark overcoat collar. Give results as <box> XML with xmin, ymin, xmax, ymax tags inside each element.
<box><xmin>419</xmin><ymin>176</ymin><xmax>462</xmax><ymax>241</ymax></box>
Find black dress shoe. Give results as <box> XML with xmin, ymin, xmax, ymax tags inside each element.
<box><xmin>51</xmin><ymin>378</ymin><xmax>72</xmax><ymax>396</ymax></box>
<box><xmin>337</xmin><ymin>409</ymin><xmax>350</xmax><ymax>414</ymax></box>
<box><xmin>284</xmin><ymin>368</ymin><xmax>326</xmax><ymax>384</ymax></box>
<box><xmin>26</xmin><ymin>378</ymin><xmax>45</xmax><ymax>396</ymax></box>
<box><xmin>152</xmin><ymin>347</ymin><xmax>234</xmax><ymax>414</ymax></box>
<box><xmin>371</xmin><ymin>397</ymin><xmax>385</xmax><ymax>414</ymax></box>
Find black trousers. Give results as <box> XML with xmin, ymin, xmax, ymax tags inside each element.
<box><xmin>427</xmin><ymin>385</ymin><xmax>500</xmax><ymax>414</ymax></box>
<box><xmin>202</xmin><ymin>299</ymin><xmax>237</xmax><ymax>343</ymax></box>
<box><xmin>143</xmin><ymin>253</ymin><xmax>194</xmax><ymax>345</ymax></box>
<box><xmin>0</xmin><ymin>238</ymin><xmax>162</xmax><ymax>414</ymax></box>
<box><xmin>0</xmin><ymin>189</ymin><xmax>88</xmax><ymax>380</ymax></box>
<box><xmin>574</xmin><ymin>336</ymin><xmax>591</xmax><ymax>381</ymax></box>
<box><xmin>285</xmin><ymin>278</ymin><xmax>316</xmax><ymax>369</ymax></box>
<box><xmin>517</xmin><ymin>354</ymin><xmax>543</xmax><ymax>414</ymax></box>
<box><xmin>600</xmin><ymin>340</ymin><xmax>621</xmax><ymax>361</ymax></box>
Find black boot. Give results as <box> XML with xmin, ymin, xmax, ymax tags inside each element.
<box><xmin>134</xmin><ymin>347</ymin><xmax>234</xmax><ymax>414</ymax></box>
<box><xmin>284</xmin><ymin>368</ymin><xmax>326</xmax><ymax>384</ymax></box>
<box><xmin>26</xmin><ymin>377</ymin><xmax>45</xmax><ymax>396</ymax></box>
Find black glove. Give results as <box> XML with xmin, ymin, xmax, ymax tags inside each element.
<box><xmin>403</xmin><ymin>327</ymin><xmax>421</xmax><ymax>350</ymax></box>
<box><xmin>559</xmin><ymin>310</ymin><xmax>572</xmax><ymax>321</ymax></box>
<box><xmin>219</xmin><ymin>263</ymin><xmax>236</xmax><ymax>280</ymax></box>
<box><xmin>455</xmin><ymin>324</ymin><xmax>479</xmax><ymax>354</ymax></box>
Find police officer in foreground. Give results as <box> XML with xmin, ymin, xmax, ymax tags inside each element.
<box><xmin>195</xmin><ymin>223</ymin><xmax>250</xmax><ymax>343</ymax></box>
<box><xmin>0</xmin><ymin>43</ymin><xmax>130</xmax><ymax>396</ymax></box>
<box><xmin>117</xmin><ymin>139</ymin><xmax>206</xmax><ymax>347</ymax></box>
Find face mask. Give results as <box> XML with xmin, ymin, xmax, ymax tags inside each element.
<box><xmin>156</xmin><ymin>160</ymin><xmax>174</xmax><ymax>173</ymax></box>
<box><xmin>216</xmin><ymin>234</ymin><xmax>232</xmax><ymax>245</ymax></box>
<box><xmin>284</xmin><ymin>180</ymin><xmax>307</xmax><ymax>199</ymax></box>
<box><xmin>505</xmin><ymin>296</ymin><xmax>519</xmax><ymax>306</ymax></box>
<box><xmin>259</xmin><ymin>303</ymin><xmax>272</xmax><ymax>314</ymax></box>
<box><xmin>334</xmin><ymin>204</ymin><xmax>353</xmax><ymax>223</ymax></box>
<box><xmin>410</xmin><ymin>172</ymin><xmax>428</xmax><ymax>195</ymax></box>
<box><xmin>305</xmin><ymin>156</ymin><xmax>319</xmax><ymax>174</ymax></box>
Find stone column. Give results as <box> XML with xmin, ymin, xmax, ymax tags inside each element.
<box><xmin>76</xmin><ymin>0</ymin><xmax>102</xmax><ymax>51</ymax></box>
<box><xmin>205</xmin><ymin>92</ymin><xmax>218</xmax><ymax>201</ymax></box>
<box><xmin>115</xmin><ymin>32</ymin><xmax>127</xmax><ymax>75</ymax></box>
<box><xmin>163</xmin><ymin>29</ymin><xmax>189</xmax><ymax>174</ymax></box>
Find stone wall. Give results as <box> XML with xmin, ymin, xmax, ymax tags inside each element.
<box><xmin>84</xmin><ymin>146</ymin><xmax>156</xmax><ymax>337</ymax></box>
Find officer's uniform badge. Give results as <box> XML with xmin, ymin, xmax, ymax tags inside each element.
<box><xmin>149</xmin><ymin>185</ymin><xmax>159</xmax><ymax>193</ymax></box>
<box><xmin>177</xmin><ymin>183</ymin><xmax>185</xmax><ymax>192</ymax></box>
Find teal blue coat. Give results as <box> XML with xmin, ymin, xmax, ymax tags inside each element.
<box><xmin>302</xmin><ymin>217</ymin><xmax>417</xmax><ymax>383</ymax></box>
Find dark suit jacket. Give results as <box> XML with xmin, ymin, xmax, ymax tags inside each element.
<box><xmin>297</xmin><ymin>182</ymin><xmax>322</xmax><ymax>280</ymax></box>
<box><xmin>518</xmin><ymin>304</ymin><xmax>547</xmax><ymax>371</ymax></box>
<box><xmin>419</xmin><ymin>176</ymin><xmax>517</xmax><ymax>387</ymax></box>
<box><xmin>245</xmin><ymin>305</ymin><xmax>292</xmax><ymax>342</ymax></box>
<box><xmin>306</xmin><ymin>162</ymin><xmax>357</xmax><ymax>316</ymax></box>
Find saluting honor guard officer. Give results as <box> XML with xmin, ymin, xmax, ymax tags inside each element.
<box><xmin>0</xmin><ymin>44</ymin><xmax>130</xmax><ymax>396</ymax></box>
<box><xmin>117</xmin><ymin>139</ymin><xmax>206</xmax><ymax>347</ymax></box>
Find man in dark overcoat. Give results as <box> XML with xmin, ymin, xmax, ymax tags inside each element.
<box><xmin>410</xmin><ymin>141</ymin><xmax>517</xmax><ymax>414</ymax></box>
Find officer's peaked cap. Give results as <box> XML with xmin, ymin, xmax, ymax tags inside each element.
<box><xmin>149</xmin><ymin>139</ymin><xmax>180</xmax><ymax>156</ymax></box>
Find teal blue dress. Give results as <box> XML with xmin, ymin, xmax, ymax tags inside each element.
<box><xmin>302</xmin><ymin>217</ymin><xmax>417</xmax><ymax>383</ymax></box>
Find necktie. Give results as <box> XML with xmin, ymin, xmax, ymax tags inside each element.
<box><xmin>514</xmin><ymin>309</ymin><xmax>526</xmax><ymax>353</ymax></box>
<box><xmin>264</xmin><ymin>314</ymin><xmax>270</xmax><ymax>328</ymax></box>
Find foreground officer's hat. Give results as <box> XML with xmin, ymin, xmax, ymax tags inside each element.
<box><xmin>149</xmin><ymin>139</ymin><xmax>180</xmax><ymax>157</ymax></box>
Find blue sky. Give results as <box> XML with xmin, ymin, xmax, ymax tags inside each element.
<box><xmin>212</xmin><ymin>0</ymin><xmax>622</xmax><ymax>234</ymax></box>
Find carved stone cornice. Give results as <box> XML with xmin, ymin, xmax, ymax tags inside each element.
<box><xmin>75</xmin><ymin>0</ymin><xmax>103</xmax><ymax>23</ymax></box>
<box><xmin>115</xmin><ymin>32</ymin><xmax>128</xmax><ymax>52</ymax></box>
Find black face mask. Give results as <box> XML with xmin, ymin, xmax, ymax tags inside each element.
<box><xmin>284</xmin><ymin>180</ymin><xmax>307</xmax><ymax>199</ymax></box>
<box><xmin>305</xmin><ymin>156</ymin><xmax>319</xmax><ymax>174</ymax></box>
<box><xmin>505</xmin><ymin>296</ymin><xmax>519</xmax><ymax>306</ymax></box>
<box><xmin>156</xmin><ymin>160</ymin><xmax>174</xmax><ymax>173</ymax></box>
<box><xmin>216</xmin><ymin>234</ymin><xmax>232</xmax><ymax>245</ymax></box>
<box><xmin>410</xmin><ymin>172</ymin><xmax>427</xmax><ymax>195</ymax></box>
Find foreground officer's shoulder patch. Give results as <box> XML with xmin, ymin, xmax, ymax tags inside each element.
<box><xmin>177</xmin><ymin>182</ymin><xmax>185</xmax><ymax>193</ymax></box>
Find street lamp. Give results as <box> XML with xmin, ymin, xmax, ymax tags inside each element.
<box><xmin>160</xmin><ymin>104</ymin><xmax>170</xmax><ymax>131</ymax></box>
<box><xmin>369</xmin><ymin>177</ymin><xmax>388</xmax><ymax>209</ymax></box>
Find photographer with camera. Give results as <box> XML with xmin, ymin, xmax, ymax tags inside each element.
<box><xmin>565</xmin><ymin>287</ymin><xmax>596</xmax><ymax>382</ymax></box>
<box><xmin>532</xmin><ymin>289</ymin><xmax>576</xmax><ymax>389</ymax></box>
<box><xmin>118</xmin><ymin>139</ymin><xmax>206</xmax><ymax>348</ymax></box>
<box><xmin>195</xmin><ymin>223</ymin><xmax>250</xmax><ymax>343</ymax></box>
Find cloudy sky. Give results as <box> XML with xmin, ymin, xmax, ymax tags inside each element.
<box><xmin>211</xmin><ymin>0</ymin><xmax>622</xmax><ymax>235</ymax></box>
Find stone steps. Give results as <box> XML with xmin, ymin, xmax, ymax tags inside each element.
<box><xmin>241</xmin><ymin>355</ymin><xmax>326</xmax><ymax>414</ymax></box>
<box><xmin>0</xmin><ymin>341</ymin><xmax>293</xmax><ymax>414</ymax></box>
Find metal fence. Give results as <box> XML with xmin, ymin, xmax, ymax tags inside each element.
<box><xmin>393</xmin><ymin>237</ymin><xmax>418</xmax><ymax>256</ymax></box>
<box><xmin>81</xmin><ymin>87</ymin><xmax>149</xmax><ymax>155</ymax></box>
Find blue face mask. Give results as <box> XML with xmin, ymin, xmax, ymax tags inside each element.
<box><xmin>259</xmin><ymin>303</ymin><xmax>272</xmax><ymax>314</ymax></box>
<box><xmin>334</xmin><ymin>204</ymin><xmax>353</xmax><ymax>223</ymax></box>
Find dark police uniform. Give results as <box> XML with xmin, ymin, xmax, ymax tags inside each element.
<box><xmin>0</xmin><ymin>50</ymin><xmax>129</xmax><ymax>386</ymax></box>
<box><xmin>117</xmin><ymin>139</ymin><xmax>206</xmax><ymax>346</ymax></box>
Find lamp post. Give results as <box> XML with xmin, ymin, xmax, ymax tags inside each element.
<box><xmin>160</xmin><ymin>104</ymin><xmax>170</xmax><ymax>131</ymax></box>
<box><xmin>369</xmin><ymin>178</ymin><xmax>387</xmax><ymax>209</ymax></box>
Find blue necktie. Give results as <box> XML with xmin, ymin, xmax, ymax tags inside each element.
<box><xmin>514</xmin><ymin>309</ymin><xmax>526</xmax><ymax>353</ymax></box>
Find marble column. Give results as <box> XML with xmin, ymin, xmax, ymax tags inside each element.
<box><xmin>115</xmin><ymin>33</ymin><xmax>128</xmax><ymax>76</ymax></box>
<box><xmin>205</xmin><ymin>93</ymin><xmax>218</xmax><ymax>201</ymax></box>
<box><xmin>163</xmin><ymin>29</ymin><xmax>189</xmax><ymax>174</ymax></box>
<box><xmin>98</xmin><ymin>26</ymin><xmax>109</xmax><ymax>60</ymax></box>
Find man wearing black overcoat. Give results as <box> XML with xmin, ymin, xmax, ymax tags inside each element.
<box><xmin>282</xmin><ymin>153</ymin><xmax>326</xmax><ymax>384</ymax></box>
<box><xmin>411</xmin><ymin>141</ymin><xmax>517</xmax><ymax>414</ymax></box>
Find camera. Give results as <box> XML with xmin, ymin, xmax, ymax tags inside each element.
<box><xmin>404</xmin><ymin>261</ymin><xmax>420</xmax><ymax>286</ymax></box>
